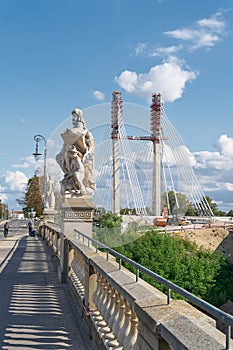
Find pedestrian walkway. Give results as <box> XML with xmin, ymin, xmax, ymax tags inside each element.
<box><xmin>0</xmin><ymin>224</ymin><xmax>96</xmax><ymax>350</ymax></box>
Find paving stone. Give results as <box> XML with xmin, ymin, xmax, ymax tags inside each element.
<box><xmin>0</xmin><ymin>229</ymin><xmax>96</xmax><ymax>350</ymax></box>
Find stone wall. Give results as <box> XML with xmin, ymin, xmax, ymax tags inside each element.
<box><xmin>40</xmin><ymin>223</ymin><xmax>233</xmax><ymax>350</ymax></box>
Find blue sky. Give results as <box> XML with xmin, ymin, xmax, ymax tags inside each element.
<box><xmin>0</xmin><ymin>0</ymin><xmax>233</xmax><ymax>212</ymax></box>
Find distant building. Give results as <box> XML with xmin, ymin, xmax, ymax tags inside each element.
<box><xmin>12</xmin><ymin>210</ymin><xmax>25</xmax><ymax>220</ymax></box>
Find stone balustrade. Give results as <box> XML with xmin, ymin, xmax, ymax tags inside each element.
<box><xmin>40</xmin><ymin>223</ymin><xmax>233</xmax><ymax>350</ymax></box>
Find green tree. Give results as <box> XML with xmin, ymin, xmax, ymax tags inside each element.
<box><xmin>94</xmin><ymin>212</ymin><xmax>122</xmax><ymax>229</ymax></box>
<box><xmin>198</xmin><ymin>196</ymin><xmax>226</xmax><ymax>216</ymax></box>
<box><xmin>23</xmin><ymin>175</ymin><xmax>43</xmax><ymax>217</ymax></box>
<box><xmin>93</xmin><ymin>212</ymin><xmax>142</xmax><ymax>248</ymax></box>
<box><xmin>227</xmin><ymin>209</ymin><xmax>233</xmax><ymax>217</ymax></box>
<box><xmin>185</xmin><ymin>202</ymin><xmax>197</xmax><ymax>216</ymax></box>
<box><xmin>120</xmin><ymin>208</ymin><xmax>137</xmax><ymax>215</ymax></box>
<box><xmin>203</xmin><ymin>196</ymin><xmax>218</xmax><ymax>215</ymax></box>
<box><xmin>116</xmin><ymin>230</ymin><xmax>233</xmax><ymax>307</ymax></box>
<box><xmin>163</xmin><ymin>191</ymin><xmax>189</xmax><ymax>216</ymax></box>
<box><xmin>0</xmin><ymin>201</ymin><xmax>9</xmax><ymax>219</ymax></box>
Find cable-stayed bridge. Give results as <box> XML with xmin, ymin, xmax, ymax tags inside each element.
<box><xmin>94</xmin><ymin>91</ymin><xmax>213</xmax><ymax>217</ymax></box>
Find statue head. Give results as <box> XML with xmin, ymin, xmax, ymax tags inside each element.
<box><xmin>68</xmin><ymin>145</ymin><xmax>78</xmax><ymax>153</ymax></box>
<box><xmin>72</xmin><ymin>109</ymin><xmax>85</xmax><ymax>128</ymax></box>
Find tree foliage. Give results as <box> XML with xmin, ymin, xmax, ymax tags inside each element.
<box><xmin>163</xmin><ymin>191</ymin><xmax>190</xmax><ymax>216</ymax></box>
<box><xmin>0</xmin><ymin>199</ymin><xmax>9</xmax><ymax>219</ymax></box>
<box><xmin>94</xmin><ymin>212</ymin><xmax>122</xmax><ymax>228</ymax></box>
<box><xmin>116</xmin><ymin>230</ymin><xmax>233</xmax><ymax>307</ymax></box>
<box><xmin>93</xmin><ymin>211</ymin><xmax>233</xmax><ymax>307</ymax></box>
<box><xmin>23</xmin><ymin>175</ymin><xmax>43</xmax><ymax>217</ymax></box>
<box><xmin>163</xmin><ymin>191</ymin><xmax>231</xmax><ymax>217</ymax></box>
<box><xmin>93</xmin><ymin>212</ymin><xmax>141</xmax><ymax>248</ymax></box>
<box><xmin>227</xmin><ymin>210</ymin><xmax>233</xmax><ymax>217</ymax></box>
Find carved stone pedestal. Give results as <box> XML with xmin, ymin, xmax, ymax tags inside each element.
<box><xmin>61</xmin><ymin>194</ymin><xmax>95</xmax><ymax>239</ymax></box>
<box><xmin>59</xmin><ymin>194</ymin><xmax>95</xmax><ymax>283</ymax></box>
<box><xmin>43</xmin><ymin>208</ymin><xmax>55</xmax><ymax>223</ymax></box>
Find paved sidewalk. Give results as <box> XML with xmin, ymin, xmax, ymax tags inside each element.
<box><xmin>0</xmin><ymin>227</ymin><xmax>96</xmax><ymax>350</ymax></box>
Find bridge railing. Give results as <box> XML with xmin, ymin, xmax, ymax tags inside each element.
<box><xmin>40</xmin><ymin>223</ymin><xmax>233</xmax><ymax>350</ymax></box>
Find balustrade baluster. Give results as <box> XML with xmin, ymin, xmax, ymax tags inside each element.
<box><xmin>105</xmin><ymin>291</ymin><xmax>121</xmax><ymax>349</ymax></box>
<box><xmin>57</xmin><ymin>236</ymin><xmax>61</xmax><ymax>256</ymax></box>
<box><xmin>108</xmin><ymin>290</ymin><xmax>119</xmax><ymax>331</ymax></box>
<box><xmin>92</xmin><ymin>272</ymin><xmax>102</xmax><ymax>317</ymax></box>
<box><xmin>92</xmin><ymin>275</ymin><xmax>105</xmax><ymax>321</ymax></box>
<box><xmin>105</xmin><ymin>291</ymin><xmax>123</xmax><ymax>349</ymax></box>
<box><xmin>113</xmin><ymin>293</ymin><xmax>124</xmax><ymax>337</ymax></box>
<box><xmin>100</xmin><ymin>284</ymin><xmax>113</xmax><ymax>335</ymax></box>
<box><xmin>93</xmin><ymin>277</ymin><xmax>107</xmax><ymax>324</ymax></box>
<box><xmin>96</xmin><ymin>279</ymin><xmax>109</xmax><ymax>329</ymax></box>
<box><xmin>103</xmin><ymin>288</ymin><xmax>117</xmax><ymax>342</ymax></box>
<box><xmin>123</xmin><ymin>309</ymin><xmax>138</xmax><ymax>350</ymax></box>
<box><xmin>118</xmin><ymin>300</ymin><xmax>131</xmax><ymax>346</ymax></box>
<box><xmin>68</xmin><ymin>248</ymin><xmax>74</xmax><ymax>270</ymax></box>
<box><xmin>54</xmin><ymin>233</ymin><xmax>58</xmax><ymax>254</ymax></box>
<box><xmin>52</xmin><ymin>231</ymin><xmax>54</xmax><ymax>247</ymax></box>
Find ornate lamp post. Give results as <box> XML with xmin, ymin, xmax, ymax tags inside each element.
<box><xmin>32</xmin><ymin>134</ymin><xmax>47</xmax><ymax>210</ymax></box>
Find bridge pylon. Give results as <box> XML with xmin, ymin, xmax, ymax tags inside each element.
<box><xmin>150</xmin><ymin>93</ymin><xmax>163</xmax><ymax>216</ymax></box>
<box><xmin>110</xmin><ymin>91</ymin><xmax>164</xmax><ymax>216</ymax></box>
<box><xmin>111</xmin><ymin>91</ymin><xmax>122</xmax><ymax>215</ymax></box>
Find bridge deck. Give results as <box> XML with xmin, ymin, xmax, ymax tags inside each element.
<box><xmin>0</xmin><ymin>220</ymin><xmax>96</xmax><ymax>350</ymax></box>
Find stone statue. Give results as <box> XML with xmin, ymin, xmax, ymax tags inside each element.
<box><xmin>45</xmin><ymin>176</ymin><xmax>55</xmax><ymax>209</ymax></box>
<box><xmin>56</xmin><ymin>109</ymin><xmax>95</xmax><ymax>196</ymax></box>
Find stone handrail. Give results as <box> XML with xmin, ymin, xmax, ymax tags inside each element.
<box><xmin>40</xmin><ymin>223</ymin><xmax>233</xmax><ymax>350</ymax></box>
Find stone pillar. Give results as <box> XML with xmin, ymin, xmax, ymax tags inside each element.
<box><xmin>61</xmin><ymin>194</ymin><xmax>95</xmax><ymax>239</ymax></box>
<box><xmin>58</xmin><ymin>194</ymin><xmax>95</xmax><ymax>283</ymax></box>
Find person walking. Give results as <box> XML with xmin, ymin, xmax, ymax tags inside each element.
<box><xmin>3</xmin><ymin>222</ymin><xmax>9</xmax><ymax>237</ymax></box>
<box><xmin>28</xmin><ymin>220</ymin><xmax>33</xmax><ymax>235</ymax></box>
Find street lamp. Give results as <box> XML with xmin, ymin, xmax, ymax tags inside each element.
<box><xmin>33</xmin><ymin>134</ymin><xmax>47</xmax><ymax>209</ymax></box>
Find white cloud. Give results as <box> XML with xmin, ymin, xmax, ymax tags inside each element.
<box><xmin>134</xmin><ymin>41</ymin><xmax>183</xmax><ymax>58</ymax></box>
<box><xmin>115</xmin><ymin>56</ymin><xmax>198</xmax><ymax>102</ymax></box>
<box><xmin>47</xmin><ymin>139</ymin><xmax>55</xmax><ymax>148</ymax></box>
<box><xmin>12</xmin><ymin>161</ymin><xmax>30</xmax><ymax>169</ymax></box>
<box><xmin>0</xmin><ymin>193</ymin><xmax>8</xmax><ymax>203</ymax></box>
<box><xmin>150</xmin><ymin>45</ymin><xmax>183</xmax><ymax>57</ymax></box>
<box><xmin>127</xmin><ymin>11</ymin><xmax>227</xmax><ymax>105</ymax></box>
<box><xmin>4</xmin><ymin>171</ymin><xmax>28</xmax><ymax>192</ymax></box>
<box><xmin>164</xmin><ymin>11</ymin><xmax>226</xmax><ymax>50</ymax></box>
<box><xmin>93</xmin><ymin>90</ymin><xmax>106</xmax><ymax>101</ymax></box>
<box><xmin>133</xmin><ymin>12</ymin><xmax>226</xmax><ymax>59</ymax></box>
<box><xmin>134</xmin><ymin>42</ymin><xmax>147</xmax><ymax>55</ymax></box>
<box><xmin>219</xmin><ymin>182</ymin><xmax>233</xmax><ymax>191</ymax></box>
<box><xmin>197</xmin><ymin>12</ymin><xmax>225</xmax><ymax>31</ymax></box>
<box><xmin>193</xmin><ymin>135</ymin><xmax>233</xmax><ymax>172</ymax></box>
<box><xmin>12</xmin><ymin>155</ymin><xmax>36</xmax><ymax>169</ymax></box>
<box><xmin>163</xmin><ymin>144</ymin><xmax>197</xmax><ymax>168</ymax></box>
<box><xmin>193</xmin><ymin>150</ymin><xmax>228</xmax><ymax>170</ymax></box>
<box><xmin>215</xmin><ymin>134</ymin><xmax>233</xmax><ymax>158</ymax></box>
<box><xmin>190</xmin><ymin>134</ymin><xmax>233</xmax><ymax>211</ymax></box>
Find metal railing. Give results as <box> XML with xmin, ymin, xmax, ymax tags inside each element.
<box><xmin>74</xmin><ymin>229</ymin><xmax>233</xmax><ymax>350</ymax></box>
